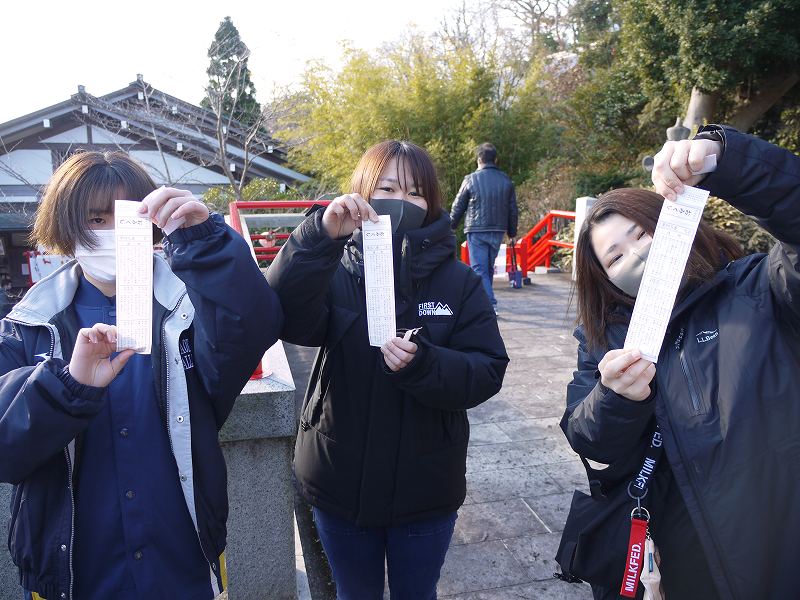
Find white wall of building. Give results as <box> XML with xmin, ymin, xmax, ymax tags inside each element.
<box><xmin>91</xmin><ymin>126</ymin><xmax>136</xmax><ymax>145</ymax></box>
<box><xmin>0</xmin><ymin>149</ymin><xmax>53</xmax><ymax>185</ymax></box>
<box><xmin>40</xmin><ymin>126</ymin><xmax>89</xmax><ymax>144</ymax></box>
<box><xmin>129</xmin><ymin>151</ymin><xmax>231</xmax><ymax>185</ymax></box>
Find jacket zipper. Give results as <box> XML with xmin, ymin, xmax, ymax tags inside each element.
<box><xmin>160</xmin><ymin>293</ymin><xmax>217</xmax><ymax>577</ymax></box>
<box><xmin>63</xmin><ymin>447</ymin><xmax>75</xmax><ymax>600</ymax></box>
<box><xmin>676</xmin><ymin>328</ymin><xmax>702</xmax><ymax>414</ymax></box>
<box><xmin>669</xmin><ymin>328</ymin><xmax>736</xmax><ymax>597</ymax></box>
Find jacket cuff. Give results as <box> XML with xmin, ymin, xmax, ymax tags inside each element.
<box><xmin>165</xmin><ymin>213</ymin><xmax>220</xmax><ymax>245</ymax></box>
<box><xmin>299</xmin><ymin>210</ymin><xmax>351</xmax><ymax>249</ymax></box>
<box><xmin>57</xmin><ymin>365</ymin><xmax>106</xmax><ymax>403</ymax></box>
<box><xmin>383</xmin><ymin>340</ymin><xmax>429</xmax><ymax>378</ymax></box>
<box><xmin>597</xmin><ymin>381</ymin><xmax>656</xmax><ymax>414</ymax></box>
<box><xmin>695</xmin><ymin>126</ymin><xmax>758</xmax><ymax>208</ymax></box>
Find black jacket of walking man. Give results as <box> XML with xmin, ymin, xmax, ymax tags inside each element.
<box><xmin>450</xmin><ymin>143</ymin><xmax>518</xmax><ymax>309</ymax></box>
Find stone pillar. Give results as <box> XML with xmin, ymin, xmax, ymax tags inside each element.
<box><xmin>0</xmin><ymin>341</ymin><xmax>297</xmax><ymax>600</ymax></box>
<box><xmin>219</xmin><ymin>341</ymin><xmax>297</xmax><ymax>600</ymax></box>
<box><xmin>572</xmin><ymin>196</ymin><xmax>597</xmax><ymax>280</ymax></box>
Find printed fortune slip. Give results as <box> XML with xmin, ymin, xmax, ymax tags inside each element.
<box><xmin>623</xmin><ymin>185</ymin><xmax>710</xmax><ymax>362</ymax></box>
<box><xmin>362</xmin><ymin>215</ymin><xmax>396</xmax><ymax>347</ymax></box>
<box><xmin>115</xmin><ymin>200</ymin><xmax>153</xmax><ymax>354</ymax></box>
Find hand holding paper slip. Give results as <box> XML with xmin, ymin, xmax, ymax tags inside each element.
<box><xmin>362</xmin><ymin>215</ymin><xmax>396</xmax><ymax>347</ymax></box>
<box><xmin>115</xmin><ymin>200</ymin><xmax>153</xmax><ymax>354</ymax></box>
<box><xmin>623</xmin><ymin>185</ymin><xmax>711</xmax><ymax>362</ymax></box>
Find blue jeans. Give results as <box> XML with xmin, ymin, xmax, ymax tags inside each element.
<box><xmin>313</xmin><ymin>507</ymin><xmax>457</xmax><ymax>600</ymax></box>
<box><xmin>467</xmin><ymin>231</ymin><xmax>505</xmax><ymax>306</ymax></box>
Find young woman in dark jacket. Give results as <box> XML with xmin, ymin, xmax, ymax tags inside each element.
<box><xmin>267</xmin><ymin>140</ymin><xmax>508</xmax><ymax>599</ymax></box>
<box><xmin>563</xmin><ymin>125</ymin><xmax>800</xmax><ymax>599</ymax></box>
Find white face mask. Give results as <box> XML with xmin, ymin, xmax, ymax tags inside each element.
<box><xmin>74</xmin><ymin>230</ymin><xmax>116</xmax><ymax>284</ymax></box>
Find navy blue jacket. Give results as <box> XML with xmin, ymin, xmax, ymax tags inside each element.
<box><xmin>562</xmin><ymin>127</ymin><xmax>800</xmax><ymax>599</ymax></box>
<box><xmin>1</xmin><ymin>215</ymin><xmax>282</xmax><ymax>599</ymax></box>
<box><xmin>450</xmin><ymin>164</ymin><xmax>518</xmax><ymax>237</ymax></box>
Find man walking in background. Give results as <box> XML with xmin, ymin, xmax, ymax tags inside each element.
<box><xmin>450</xmin><ymin>143</ymin><xmax>518</xmax><ymax>311</ymax></box>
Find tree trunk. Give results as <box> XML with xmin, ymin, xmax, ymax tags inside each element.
<box><xmin>684</xmin><ymin>88</ymin><xmax>720</xmax><ymax>130</ymax></box>
<box><xmin>729</xmin><ymin>72</ymin><xmax>800</xmax><ymax>132</ymax></box>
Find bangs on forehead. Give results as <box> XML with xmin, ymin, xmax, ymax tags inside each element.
<box><xmin>394</xmin><ymin>149</ymin><xmax>424</xmax><ymax>192</ymax></box>
<box><xmin>86</xmin><ymin>186</ymin><xmax>128</xmax><ymax>215</ymax></box>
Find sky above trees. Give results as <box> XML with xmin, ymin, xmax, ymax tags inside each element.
<box><xmin>0</xmin><ymin>0</ymin><xmax>458</xmax><ymax>122</ymax></box>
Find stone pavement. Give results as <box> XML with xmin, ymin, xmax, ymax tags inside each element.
<box><xmin>286</xmin><ymin>272</ymin><xmax>593</xmax><ymax>599</ymax></box>
<box><xmin>437</xmin><ymin>273</ymin><xmax>592</xmax><ymax>599</ymax></box>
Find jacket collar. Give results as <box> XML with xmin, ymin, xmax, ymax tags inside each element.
<box><xmin>8</xmin><ymin>255</ymin><xmax>186</xmax><ymax>326</ymax></box>
<box><xmin>478</xmin><ymin>163</ymin><xmax>499</xmax><ymax>171</ymax></box>
<box><xmin>341</xmin><ymin>210</ymin><xmax>456</xmax><ymax>282</ymax></box>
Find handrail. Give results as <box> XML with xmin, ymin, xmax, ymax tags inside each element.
<box><xmin>228</xmin><ymin>199</ymin><xmax>332</xmax><ymax>251</ymax></box>
<box><xmin>227</xmin><ymin>199</ymin><xmax>331</xmax><ymax>380</ymax></box>
<box><xmin>459</xmin><ymin>209</ymin><xmax>576</xmax><ymax>274</ymax></box>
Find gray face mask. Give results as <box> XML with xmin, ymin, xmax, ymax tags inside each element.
<box><xmin>609</xmin><ymin>241</ymin><xmax>651</xmax><ymax>297</ymax></box>
<box><xmin>370</xmin><ymin>198</ymin><xmax>427</xmax><ymax>235</ymax></box>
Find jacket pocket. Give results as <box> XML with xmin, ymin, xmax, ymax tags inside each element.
<box><xmin>299</xmin><ymin>305</ymin><xmax>359</xmax><ymax>436</ymax></box>
<box><xmin>7</xmin><ymin>487</ymin><xmax>31</xmax><ymax>569</ymax></box>
<box><xmin>414</xmin><ymin>407</ymin><xmax>470</xmax><ymax>456</ymax></box>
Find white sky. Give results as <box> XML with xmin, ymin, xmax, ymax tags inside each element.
<box><xmin>1</xmin><ymin>0</ymin><xmax>460</xmax><ymax>123</ymax></box>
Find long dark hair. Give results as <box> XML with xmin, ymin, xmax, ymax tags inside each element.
<box><xmin>350</xmin><ymin>140</ymin><xmax>443</xmax><ymax>226</ymax></box>
<box><xmin>575</xmin><ymin>188</ymin><xmax>744</xmax><ymax>350</ymax></box>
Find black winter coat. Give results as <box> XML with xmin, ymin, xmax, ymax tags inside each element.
<box><xmin>266</xmin><ymin>210</ymin><xmax>508</xmax><ymax>527</ymax></box>
<box><xmin>450</xmin><ymin>165</ymin><xmax>518</xmax><ymax>236</ymax></box>
<box><xmin>562</xmin><ymin>126</ymin><xmax>800</xmax><ymax>599</ymax></box>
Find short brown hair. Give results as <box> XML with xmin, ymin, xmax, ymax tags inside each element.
<box><xmin>350</xmin><ymin>140</ymin><xmax>443</xmax><ymax>227</ymax></box>
<box><xmin>33</xmin><ymin>151</ymin><xmax>158</xmax><ymax>255</ymax></box>
<box><xmin>575</xmin><ymin>188</ymin><xmax>744</xmax><ymax>350</ymax></box>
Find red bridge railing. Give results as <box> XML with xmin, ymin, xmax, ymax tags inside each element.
<box><xmin>460</xmin><ymin>210</ymin><xmax>576</xmax><ymax>274</ymax></box>
<box><xmin>227</xmin><ymin>200</ymin><xmax>331</xmax><ymax>380</ymax></box>
<box><xmin>228</xmin><ymin>200</ymin><xmax>331</xmax><ymax>261</ymax></box>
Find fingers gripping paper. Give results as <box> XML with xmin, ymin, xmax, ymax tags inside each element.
<box><xmin>115</xmin><ymin>200</ymin><xmax>153</xmax><ymax>354</ymax></box>
<box><xmin>624</xmin><ymin>186</ymin><xmax>710</xmax><ymax>362</ymax></box>
<box><xmin>362</xmin><ymin>215</ymin><xmax>396</xmax><ymax>347</ymax></box>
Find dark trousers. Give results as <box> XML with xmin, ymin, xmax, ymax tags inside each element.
<box><xmin>313</xmin><ymin>507</ymin><xmax>457</xmax><ymax>600</ymax></box>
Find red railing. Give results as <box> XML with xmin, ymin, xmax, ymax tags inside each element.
<box><xmin>228</xmin><ymin>200</ymin><xmax>331</xmax><ymax>261</ymax></box>
<box><xmin>460</xmin><ymin>210</ymin><xmax>576</xmax><ymax>274</ymax></box>
<box><xmin>227</xmin><ymin>200</ymin><xmax>331</xmax><ymax>379</ymax></box>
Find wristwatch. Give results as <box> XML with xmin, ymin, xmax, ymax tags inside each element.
<box><xmin>693</xmin><ymin>125</ymin><xmax>726</xmax><ymax>158</ymax></box>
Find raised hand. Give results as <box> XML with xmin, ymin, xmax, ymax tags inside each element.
<box><xmin>652</xmin><ymin>138</ymin><xmax>723</xmax><ymax>201</ymax></box>
<box><xmin>69</xmin><ymin>324</ymin><xmax>135</xmax><ymax>388</ymax></box>
<box><xmin>598</xmin><ymin>348</ymin><xmax>656</xmax><ymax>402</ymax></box>
<box><xmin>138</xmin><ymin>186</ymin><xmax>210</xmax><ymax>232</ymax></box>
<box><xmin>321</xmin><ymin>193</ymin><xmax>379</xmax><ymax>240</ymax></box>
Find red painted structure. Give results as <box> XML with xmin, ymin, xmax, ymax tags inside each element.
<box><xmin>228</xmin><ymin>200</ymin><xmax>332</xmax><ymax>261</ymax></box>
<box><xmin>460</xmin><ymin>210</ymin><xmax>576</xmax><ymax>274</ymax></box>
<box><xmin>227</xmin><ymin>200</ymin><xmax>331</xmax><ymax>379</ymax></box>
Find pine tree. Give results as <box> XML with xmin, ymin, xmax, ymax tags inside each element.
<box><xmin>202</xmin><ymin>16</ymin><xmax>261</xmax><ymax>126</ymax></box>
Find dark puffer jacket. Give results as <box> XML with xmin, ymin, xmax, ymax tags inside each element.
<box><xmin>266</xmin><ymin>209</ymin><xmax>508</xmax><ymax>527</ymax></box>
<box><xmin>1</xmin><ymin>215</ymin><xmax>282</xmax><ymax>599</ymax></box>
<box><xmin>562</xmin><ymin>126</ymin><xmax>800</xmax><ymax>599</ymax></box>
<box><xmin>450</xmin><ymin>164</ymin><xmax>518</xmax><ymax>236</ymax></box>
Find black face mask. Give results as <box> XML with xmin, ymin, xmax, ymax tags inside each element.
<box><xmin>370</xmin><ymin>198</ymin><xmax>427</xmax><ymax>235</ymax></box>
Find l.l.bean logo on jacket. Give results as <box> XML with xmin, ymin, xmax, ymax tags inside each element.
<box><xmin>695</xmin><ymin>329</ymin><xmax>719</xmax><ymax>344</ymax></box>
<box><xmin>418</xmin><ymin>301</ymin><xmax>453</xmax><ymax>317</ymax></box>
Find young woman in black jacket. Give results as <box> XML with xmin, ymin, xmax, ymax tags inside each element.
<box><xmin>563</xmin><ymin>125</ymin><xmax>800</xmax><ymax>599</ymax></box>
<box><xmin>267</xmin><ymin>140</ymin><xmax>508</xmax><ymax>600</ymax></box>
